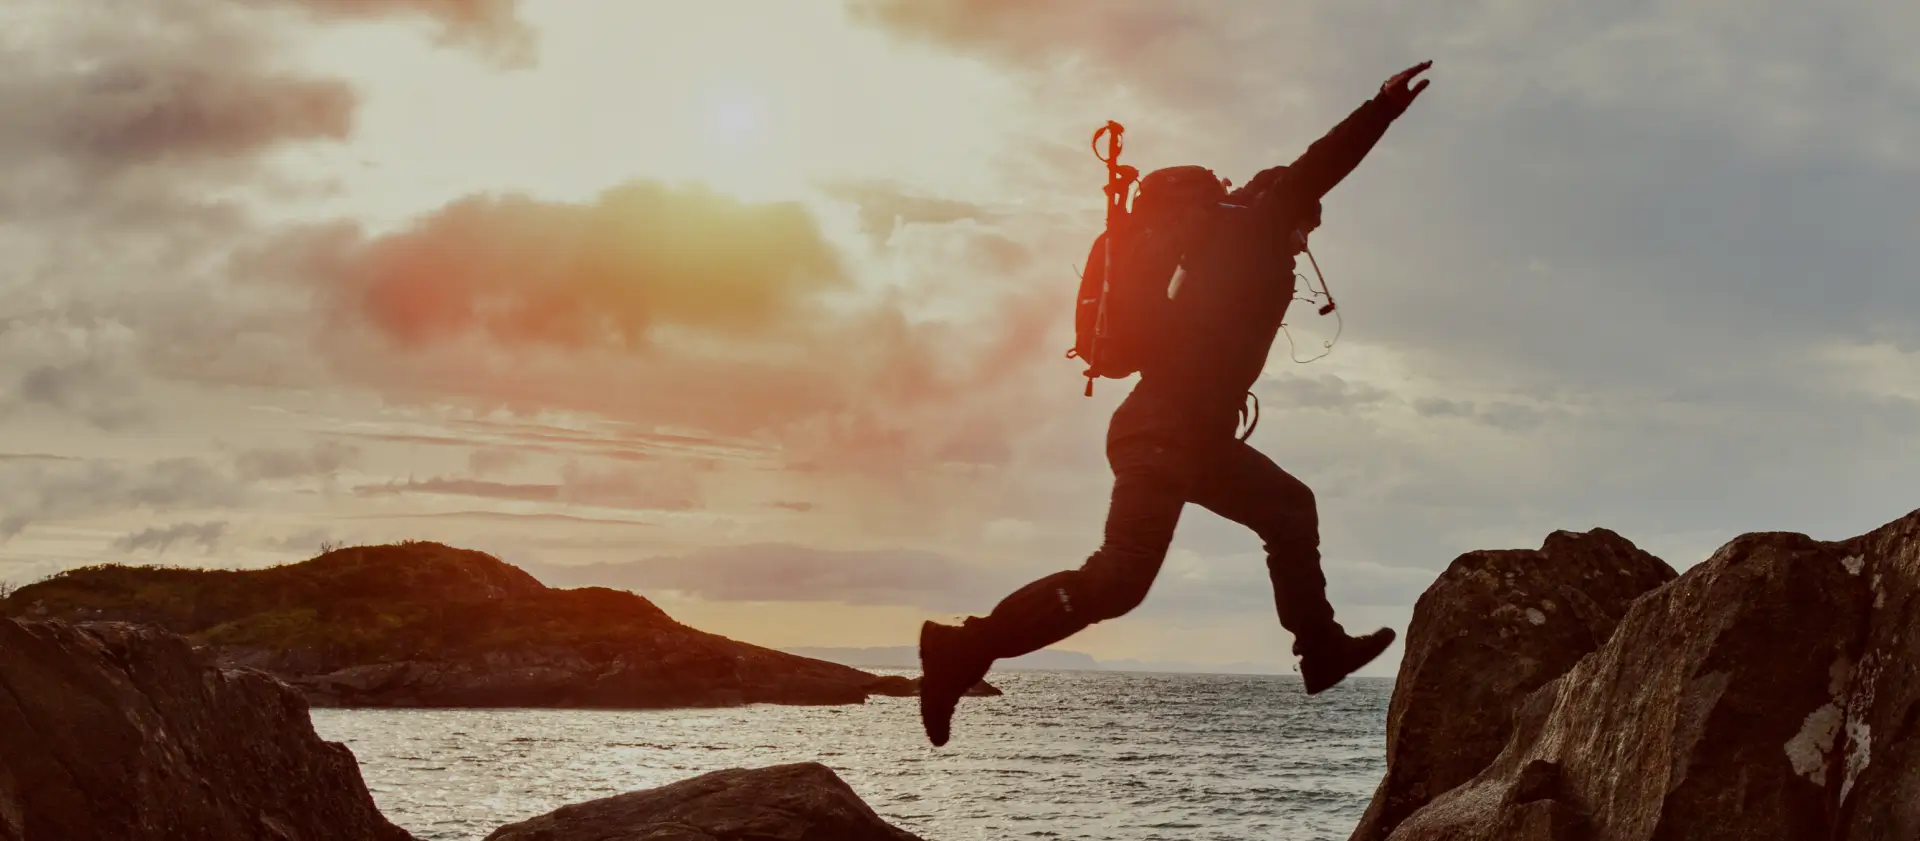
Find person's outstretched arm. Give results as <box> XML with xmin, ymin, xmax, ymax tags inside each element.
<box><xmin>1256</xmin><ymin>61</ymin><xmax>1432</xmax><ymax>217</ymax></box>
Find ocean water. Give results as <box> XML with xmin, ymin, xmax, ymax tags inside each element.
<box><xmin>310</xmin><ymin>670</ymin><xmax>1392</xmax><ymax>841</ymax></box>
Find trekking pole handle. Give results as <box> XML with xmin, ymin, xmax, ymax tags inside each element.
<box><xmin>1093</xmin><ymin>120</ymin><xmax>1124</xmax><ymax>165</ymax></box>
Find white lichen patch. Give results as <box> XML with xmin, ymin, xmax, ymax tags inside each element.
<box><xmin>1525</xmin><ymin>608</ymin><xmax>1547</xmax><ymax>626</ymax></box>
<box><xmin>1786</xmin><ymin>704</ymin><xmax>1844</xmax><ymax>785</ymax></box>
<box><xmin>1842</xmin><ymin>719</ymin><xmax>1873</xmax><ymax>800</ymax></box>
<box><xmin>1841</xmin><ymin>554</ymin><xmax>1865</xmax><ymax>576</ymax></box>
<box><xmin>1841</xmin><ymin>651</ymin><xmax>1883</xmax><ymax>801</ymax></box>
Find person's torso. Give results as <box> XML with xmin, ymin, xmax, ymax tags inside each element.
<box><xmin>1138</xmin><ymin>203</ymin><xmax>1298</xmax><ymax>417</ymax></box>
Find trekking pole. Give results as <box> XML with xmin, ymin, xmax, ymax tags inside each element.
<box><xmin>1087</xmin><ymin>121</ymin><xmax>1138</xmax><ymax>396</ymax></box>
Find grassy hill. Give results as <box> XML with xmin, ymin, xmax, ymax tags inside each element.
<box><xmin>0</xmin><ymin>541</ymin><xmax>912</xmax><ymax>709</ymax></box>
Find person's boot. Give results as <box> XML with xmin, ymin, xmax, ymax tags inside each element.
<box><xmin>1297</xmin><ymin>627</ymin><xmax>1396</xmax><ymax>695</ymax></box>
<box><xmin>918</xmin><ymin>620</ymin><xmax>993</xmax><ymax>748</ymax></box>
<box><xmin>919</xmin><ymin>570</ymin><xmax>1096</xmax><ymax>747</ymax></box>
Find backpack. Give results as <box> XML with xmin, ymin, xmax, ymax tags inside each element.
<box><xmin>1066</xmin><ymin>164</ymin><xmax>1228</xmax><ymax>395</ymax></box>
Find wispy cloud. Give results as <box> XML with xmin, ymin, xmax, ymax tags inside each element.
<box><xmin>352</xmin><ymin>461</ymin><xmax>701</xmax><ymax>511</ymax></box>
<box><xmin>818</xmin><ymin>178</ymin><xmax>996</xmax><ymax>246</ymax></box>
<box><xmin>2</xmin><ymin>358</ymin><xmax>153</xmax><ymax>431</ymax></box>
<box><xmin>265</xmin><ymin>0</ymin><xmax>536</xmax><ymax>67</ymax></box>
<box><xmin>0</xmin><ymin>457</ymin><xmax>245</xmax><ymax>541</ymax></box>
<box><xmin>112</xmin><ymin>520</ymin><xmax>227</xmax><ymax>554</ymax></box>
<box><xmin>235</xmin><ymin>440</ymin><xmax>360</xmax><ymax>481</ymax></box>
<box><xmin>347</xmin><ymin>510</ymin><xmax>652</xmax><ymax>527</ymax></box>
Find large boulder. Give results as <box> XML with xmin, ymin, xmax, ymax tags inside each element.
<box><xmin>1350</xmin><ymin>528</ymin><xmax>1676</xmax><ymax>841</ymax></box>
<box><xmin>1381</xmin><ymin>508</ymin><xmax>1920</xmax><ymax>841</ymax></box>
<box><xmin>483</xmin><ymin>762</ymin><xmax>924</xmax><ymax>841</ymax></box>
<box><xmin>0</xmin><ymin>618</ymin><xmax>412</xmax><ymax>841</ymax></box>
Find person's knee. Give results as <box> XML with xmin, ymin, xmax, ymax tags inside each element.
<box><xmin>1072</xmin><ymin>555</ymin><xmax>1158</xmax><ymax>621</ymax></box>
<box><xmin>1256</xmin><ymin>475</ymin><xmax>1318</xmax><ymax>538</ymax></box>
<box><xmin>1102</xmin><ymin>566</ymin><xmax>1158</xmax><ymax>617</ymax></box>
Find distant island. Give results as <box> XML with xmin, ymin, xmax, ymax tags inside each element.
<box><xmin>783</xmin><ymin>645</ymin><xmax>1102</xmax><ymax>672</ymax></box>
<box><xmin>0</xmin><ymin>541</ymin><xmax>994</xmax><ymax>709</ymax></box>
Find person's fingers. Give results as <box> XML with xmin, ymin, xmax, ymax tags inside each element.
<box><xmin>1390</xmin><ymin>60</ymin><xmax>1434</xmax><ymax>90</ymax></box>
<box><xmin>1411</xmin><ymin>78</ymin><xmax>1430</xmax><ymax>97</ymax></box>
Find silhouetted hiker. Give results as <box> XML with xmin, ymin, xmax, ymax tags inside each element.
<box><xmin>919</xmin><ymin>61</ymin><xmax>1434</xmax><ymax>748</ymax></box>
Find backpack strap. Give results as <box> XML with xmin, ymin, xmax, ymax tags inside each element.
<box><xmin>1237</xmin><ymin>390</ymin><xmax>1260</xmax><ymax>441</ymax></box>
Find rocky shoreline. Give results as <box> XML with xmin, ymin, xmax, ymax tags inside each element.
<box><xmin>0</xmin><ymin>617</ymin><xmax>929</xmax><ymax>841</ymax></box>
<box><xmin>4</xmin><ymin>508</ymin><xmax>1916</xmax><ymax>840</ymax></box>
<box><xmin>1350</xmin><ymin>509</ymin><xmax>1920</xmax><ymax>841</ymax></box>
<box><xmin>0</xmin><ymin>618</ymin><xmax>416</xmax><ymax>841</ymax></box>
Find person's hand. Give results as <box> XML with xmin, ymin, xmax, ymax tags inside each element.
<box><xmin>1379</xmin><ymin>60</ymin><xmax>1432</xmax><ymax>111</ymax></box>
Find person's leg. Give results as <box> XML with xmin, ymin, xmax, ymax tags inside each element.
<box><xmin>1185</xmin><ymin>439</ymin><xmax>1341</xmax><ymax>647</ymax></box>
<box><xmin>1186</xmin><ymin>439</ymin><xmax>1392</xmax><ymax>693</ymax></box>
<box><xmin>918</xmin><ymin>424</ymin><xmax>1192</xmax><ymax>746</ymax></box>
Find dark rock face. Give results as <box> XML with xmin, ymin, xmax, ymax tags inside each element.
<box><xmin>2</xmin><ymin>543</ymin><xmax>903</xmax><ymax>710</ymax></box>
<box><xmin>483</xmin><ymin>762</ymin><xmax>925</xmax><ymax>841</ymax></box>
<box><xmin>1377</xmin><ymin>509</ymin><xmax>1920</xmax><ymax>841</ymax></box>
<box><xmin>0</xmin><ymin>618</ymin><xmax>412</xmax><ymax>841</ymax></box>
<box><xmin>1830</xmin><ymin>512</ymin><xmax>1920</xmax><ymax>841</ymax></box>
<box><xmin>1349</xmin><ymin>528</ymin><xmax>1676</xmax><ymax>841</ymax></box>
<box><xmin>863</xmin><ymin>674</ymin><xmax>1002</xmax><ymax>698</ymax></box>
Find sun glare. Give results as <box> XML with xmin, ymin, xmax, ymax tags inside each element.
<box><xmin>306</xmin><ymin>3</ymin><xmax>1027</xmax><ymax>225</ymax></box>
<box><xmin>705</xmin><ymin>88</ymin><xmax>770</xmax><ymax>147</ymax></box>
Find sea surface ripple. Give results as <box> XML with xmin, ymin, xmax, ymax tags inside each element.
<box><xmin>311</xmin><ymin>670</ymin><xmax>1392</xmax><ymax>841</ymax></box>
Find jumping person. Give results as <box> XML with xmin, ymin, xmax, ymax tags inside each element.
<box><xmin>917</xmin><ymin>61</ymin><xmax>1435</xmax><ymax>747</ymax></box>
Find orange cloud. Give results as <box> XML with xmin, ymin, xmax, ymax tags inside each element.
<box><xmin>252</xmin><ymin>181</ymin><xmax>1080</xmax><ymax>476</ymax></box>
<box><xmin>271</xmin><ymin>181</ymin><xmax>847</xmax><ymax>349</ymax></box>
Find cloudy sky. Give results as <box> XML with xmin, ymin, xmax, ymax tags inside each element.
<box><xmin>3</xmin><ymin>0</ymin><xmax>1917</xmax><ymax>676</ymax></box>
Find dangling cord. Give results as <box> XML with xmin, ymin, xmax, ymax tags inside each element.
<box><xmin>1279</xmin><ymin>241</ymin><xmax>1344</xmax><ymax>364</ymax></box>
